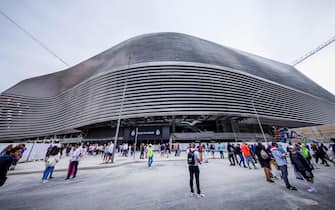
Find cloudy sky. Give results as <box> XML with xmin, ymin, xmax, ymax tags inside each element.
<box><xmin>1</xmin><ymin>0</ymin><xmax>335</xmax><ymax>94</ymax></box>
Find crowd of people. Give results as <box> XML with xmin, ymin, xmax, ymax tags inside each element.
<box><xmin>1</xmin><ymin>141</ymin><xmax>334</xmax><ymax>198</ymax></box>
<box><xmin>187</xmin><ymin>141</ymin><xmax>335</xmax><ymax>196</ymax></box>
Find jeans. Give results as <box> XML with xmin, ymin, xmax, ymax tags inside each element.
<box><xmin>245</xmin><ymin>156</ymin><xmax>256</xmax><ymax>168</ymax></box>
<box><xmin>42</xmin><ymin>166</ymin><xmax>55</xmax><ymax>180</ymax></box>
<box><xmin>220</xmin><ymin>151</ymin><xmax>224</xmax><ymax>159</ymax></box>
<box><xmin>238</xmin><ymin>154</ymin><xmax>246</xmax><ymax>167</ymax></box>
<box><xmin>279</xmin><ymin>165</ymin><xmax>291</xmax><ymax>188</ymax></box>
<box><xmin>189</xmin><ymin>166</ymin><xmax>201</xmax><ymax>194</ymax></box>
<box><xmin>148</xmin><ymin>157</ymin><xmax>153</xmax><ymax>167</ymax></box>
<box><xmin>49</xmin><ymin>166</ymin><xmax>54</xmax><ymax>178</ymax></box>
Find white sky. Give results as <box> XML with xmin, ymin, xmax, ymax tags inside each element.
<box><xmin>1</xmin><ymin>0</ymin><xmax>335</xmax><ymax>95</ymax></box>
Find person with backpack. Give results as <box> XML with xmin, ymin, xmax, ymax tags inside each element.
<box><xmin>255</xmin><ymin>143</ymin><xmax>273</xmax><ymax>182</ymax></box>
<box><xmin>187</xmin><ymin>143</ymin><xmax>205</xmax><ymax>198</ymax></box>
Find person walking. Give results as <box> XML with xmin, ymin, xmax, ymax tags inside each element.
<box><xmin>42</xmin><ymin>147</ymin><xmax>59</xmax><ymax>183</ymax></box>
<box><xmin>255</xmin><ymin>143</ymin><xmax>273</xmax><ymax>182</ymax></box>
<box><xmin>312</xmin><ymin>144</ymin><xmax>330</xmax><ymax>167</ymax></box>
<box><xmin>198</xmin><ymin>143</ymin><xmax>203</xmax><ymax>162</ymax></box>
<box><xmin>236</xmin><ymin>144</ymin><xmax>247</xmax><ymax>168</ymax></box>
<box><xmin>218</xmin><ymin>143</ymin><xmax>224</xmax><ymax>159</ymax></box>
<box><xmin>288</xmin><ymin>146</ymin><xmax>316</xmax><ymax>192</ymax></box>
<box><xmin>271</xmin><ymin>143</ymin><xmax>297</xmax><ymax>190</ymax></box>
<box><xmin>147</xmin><ymin>144</ymin><xmax>154</xmax><ymax>167</ymax></box>
<box><xmin>251</xmin><ymin>144</ymin><xmax>258</xmax><ymax>164</ymax></box>
<box><xmin>107</xmin><ymin>142</ymin><xmax>114</xmax><ymax>163</ymax></box>
<box><xmin>187</xmin><ymin>143</ymin><xmax>205</xmax><ymax>198</ymax></box>
<box><xmin>227</xmin><ymin>143</ymin><xmax>235</xmax><ymax>166</ymax></box>
<box><xmin>160</xmin><ymin>144</ymin><xmax>165</xmax><ymax>158</ymax></box>
<box><xmin>140</xmin><ymin>143</ymin><xmax>145</xmax><ymax>159</ymax></box>
<box><xmin>165</xmin><ymin>144</ymin><xmax>170</xmax><ymax>158</ymax></box>
<box><xmin>65</xmin><ymin>144</ymin><xmax>81</xmax><ymax>180</ymax></box>
<box><xmin>241</xmin><ymin>143</ymin><xmax>257</xmax><ymax>169</ymax></box>
<box><xmin>103</xmin><ymin>143</ymin><xmax>109</xmax><ymax>162</ymax></box>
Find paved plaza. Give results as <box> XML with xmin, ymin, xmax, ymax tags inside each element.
<box><xmin>1</xmin><ymin>156</ymin><xmax>334</xmax><ymax>210</ymax></box>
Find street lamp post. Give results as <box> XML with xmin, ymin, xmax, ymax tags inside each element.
<box><xmin>251</xmin><ymin>90</ymin><xmax>267</xmax><ymax>142</ymax></box>
<box><xmin>134</xmin><ymin>127</ymin><xmax>138</xmax><ymax>160</ymax></box>
<box><xmin>111</xmin><ymin>54</ymin><xmax>131</xmax><ymax>163</ymax></box>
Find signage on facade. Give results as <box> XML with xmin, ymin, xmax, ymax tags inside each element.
<box><xmin>124</xmin><ymin>125</ymin><xmax>169</xmax><ymax>141</ymax></box>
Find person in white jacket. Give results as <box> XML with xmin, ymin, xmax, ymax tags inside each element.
<box><xmin>42</xmin><ymin>146</ymin><xmax>59</xmax><ymax>183</ymax></box>
<box><xmin>65</xmin><ymin>144</ymin><xmax>81</xmax><ymax>180</ymax></box>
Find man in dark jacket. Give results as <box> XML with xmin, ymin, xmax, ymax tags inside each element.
<box><xmin>227</xmin><ymin>143</ymin><xmax>235</xmax><ymax>166</ymax></box>
<box><xmin>0</xmin><ymin>149</ymin><xmax>20</xmax><ymax>186</ymax></box>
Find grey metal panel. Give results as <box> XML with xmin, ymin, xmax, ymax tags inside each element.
<box><xmin>1</xmin><ymin>64</ymin><xmax>335</xmax><ymax>141</ymax></box>
<box><xmin>3</xmin><ymin>33</ymin><xmax>335</xmax><ymax>103</ymax></box>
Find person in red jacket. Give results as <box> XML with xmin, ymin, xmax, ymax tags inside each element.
<box><xmin>241</xmin><ymin>143</ymin><xmax>257</xmax><ymax>169</ymax></box>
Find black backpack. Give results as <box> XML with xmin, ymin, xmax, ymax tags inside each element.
<box><xmin>187</xmin><ymin>150</ymin><xmax>195</xmax><ymax>165</ymax></box>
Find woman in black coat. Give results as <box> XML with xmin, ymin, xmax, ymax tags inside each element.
<box><xmin>288</xmin><ymin>146</ymin><xmax>316</xmax><ymax>192</ymax></box>
<box><xmin>255</xmin><ymin>143</ymin><xmax>273</xmax><ymax>182</ymax></box>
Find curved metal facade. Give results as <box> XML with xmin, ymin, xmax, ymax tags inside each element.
<box><xmin>1</xmin><ymin>62</ymin><xmax>335</xmax><ymax>141</ymax></box>
<box><xmin>1</xmin><ymin>33</ymin><xmax>335</xmax><ymax>141</ymax></box>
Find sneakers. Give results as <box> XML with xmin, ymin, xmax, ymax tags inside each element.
<box><xmin>287</xmin><ymin>186</ymin><xmax>297</xmax><ymax>191</ymax></box>
<box><xmin>197</xmin><ymin>193</ymin><xmax>205</xmax><ymax>198</ymax></box>
<box><xmin>189</xmin><ymin>192</ymin><xmax>195</xmax><ymax>197</ymax></box>
<box><xmin>266</xmin><ymin>179</ymin><xmax>275</xmax><ymax>183</ymax></box>
<box><xmin>42</xmin><ymin>180</ymin><xmax>48</xmax><ymax>183</ymax></box>
<box><xmin>307</xmin><ymin>187</ymin><xmax>317</xmax><ymax>192</ymax></box>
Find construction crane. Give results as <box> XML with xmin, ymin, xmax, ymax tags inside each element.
<box><xmin>292</xmin><ymin>35</ymin><xmax>335</xmax><ymax>66</ymax></box>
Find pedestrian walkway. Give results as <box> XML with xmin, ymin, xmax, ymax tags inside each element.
<box><xmin>8</xmin><ymin>152</ymin><xmax>188</xmax><ymax>175</ymax></box>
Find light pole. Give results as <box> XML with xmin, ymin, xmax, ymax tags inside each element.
<box><xmin>251</xmin><ymin>90</ymin><xmax>267</xmax><ymax>142</ymax></box>
<box><xmin>134</xmin><ymin>127</ymin><xmax>138</xmax><ymax>160</ymax></box>
<box><xmin>111</xmin><ymin>54</ymin><xmax>131</xmax><ymax>163</ymax></box>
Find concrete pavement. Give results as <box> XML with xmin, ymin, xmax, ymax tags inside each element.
<box><xmin>8</xmin><ymin>151</ymin><xmax>187</xmax><ymax>175</ymax></box>
<box><xmin>1</xmin><ymin>158</ymin><xmax>335</xmax><ymax>210</ymax></box>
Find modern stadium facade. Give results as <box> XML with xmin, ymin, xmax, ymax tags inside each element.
<box><xmin>1</xmin><ymin>33</ymin><xmax>335</xmax><ymax>143</ymax></box>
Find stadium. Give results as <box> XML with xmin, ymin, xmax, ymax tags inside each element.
<box><xmin>1</xmin><ymin>32</ymin><xmax>335</xmax><ymax>143</ymax></box>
